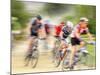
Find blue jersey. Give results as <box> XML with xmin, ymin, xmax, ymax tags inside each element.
<box><xmin>30</xmin><ymin>19</ymin><xmax>42</xmax><ymax>36</ymax></box>
<box><xmin>32</xmin><ymin>19</ymin><xmax>42</xmax><ymax>28</ymax></box>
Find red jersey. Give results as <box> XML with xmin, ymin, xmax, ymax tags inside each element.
<box><xmin>55</xmin><ymin>25</ymin><xmax>63</xmax><ymax>36</ymax></box>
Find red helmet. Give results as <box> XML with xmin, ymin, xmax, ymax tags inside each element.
<box><xmin>61</xmin><ymin>22</ymin><xmax>65</xmax><ymax>24</ymax></box>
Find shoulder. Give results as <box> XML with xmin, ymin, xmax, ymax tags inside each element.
<box><xmin>72</xmin><ymin>24</ymin><xmax>80</xmax><ymax>32</ymax></box>
<box><xmin>62</xmin><ymin>26</ymin><xmax>66</xmax><ymax>31</ymax></box>
<box><xmin>62</xmin><ymin>26</ymin><xmax>66</xmax><ymax>29</ymax></box>
<box><xmin>74</xmin><ymin>24</ymin><xmax>80</xmax><ymax>29</ymax></box>
<box><xmin>75</xmin><ymin>24</ymin><xmax>80</xmax><ymax>28</ymax></box>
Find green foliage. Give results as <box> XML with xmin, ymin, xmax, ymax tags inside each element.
<box><xmin>11</xmin><ymin>0</ymin><xmax>30</xmax><ymax>30</ymax></box>
<box><xmin>62</xmin><ymin>16</ymin><xmax>73</xmax><ymax>21</ymax></box>
<box><xmin>61</xmin><ymin>16</ymin><xmax>77</xmax><ymax>24</ymax></box>
<box><xmin>76</xmin><ymin>5</ymin><xmax>96</xmax><ymax>19</ymax></box>
<box><xmin>61</xmin><ymin>5</ymin><xmax>96</xmax><ymax>31</ymax></box>
<box><xmin>88</xmin><ymin>18</ymin><xmax>96</xmax><ymax>35</ymax></box>
<box><xmin>42</xmin><ymin>3</ymin><xmax>71</xmax><ymax>17</ymax></box>
<box><xmin>11</xmin><ymin>17</ymin><xmax>21</xmax><ymax>30</ymax></box>
<box><xmin>86</xmin><ymin>45</ymin><xmax>96</xmax><ymax>67</ymax></box>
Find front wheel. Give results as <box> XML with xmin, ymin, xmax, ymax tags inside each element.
<box><xmin>31</xmin><ymin>49</ymin><xmax>39</xmax><ymax>68</ymax></box>
<box><xmin>62</xmin><ymin>51</ymin><xmax>70</xmax><ymax>71</ymax></box>
<box><xmin>53</xmin><ymin>50</ymin><xmax>61</xmax><ymax>67</ymax></box>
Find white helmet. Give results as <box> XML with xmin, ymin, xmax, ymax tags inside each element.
<box><xmin>66</xmin><ymin>21</ymin><xmax>73</xmax><ymax>29</ymax></box>
<box><xmin>80</xmin><ymin>17</ymin><xmax>89</xmax><ymax>22</ymax></box>
<box><xmin>65</xmin><ymin>21</ymin><xmax>74</xmax><ymax>33</ymax></box>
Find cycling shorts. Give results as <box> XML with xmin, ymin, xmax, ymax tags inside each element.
<box><xmin>30</xmin><ymin>32</ymin><xmax>38</xmax><ymax>37</ymax></box>
<box><xmin>71</xmin><ymin>37</ymin><xmax>82</xmax><ymax>46</ymax></box>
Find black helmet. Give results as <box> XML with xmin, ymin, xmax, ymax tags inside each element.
<box><xmin>36</xmin><ymin>15</ymin><xmax>42</xmax><ymax>20</ymax></box>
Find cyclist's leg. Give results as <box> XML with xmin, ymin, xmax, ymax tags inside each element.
<box><xmin>69</xmin><ymin>45</ymin><xmax>78</xmax><ymax>67</ymax></box>
<box><xmin>76</xmin><ymin>39</ymin><xmax>88</xmax><ymax>54</ymax></box>
<box><xmin>28</xmin><ymin>37</ymin><xmax>34</xmax><ymax>52</ymax></box>
<box><xmin>59</xmin><ymin>39</ymin><xmax>68</xmax><ymax>60</ymax></box>
<box><xmin>68</xmin><ymin>38</ymin><xmax>80</xmax><ymax>67</ymax></box>
<box><xmin>27</xmin><ymin>35</ymin><xmax>37</xmax><ymax>53</ymax></box>
<box><xmin>79</xmin><ymin>41</ymin><xmax>85</xmax><ymax>50</ymax></box>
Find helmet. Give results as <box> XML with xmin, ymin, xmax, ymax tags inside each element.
<box><xmin>36</xmin><ymin>15</ymin><xmax>42</xmax><ymax>20</ymax></box>
<box><xmin>66</xmin><ymin>21</ymin><xmax>73</xmax><ymax>29</ymax></box>
<box><xmin>60</xmin><ymin>22</ymin><xmax>65</xmax><ymax>24</ymax></box>
<box><xmin>65</xmin><ymin>21</ymin><xmax>73</xmax><ymax>33</ymax></box>
<box><xmin>80</xmin><ymin>17</ymin><xmax>89</xmax><ymax>22</ymax></box>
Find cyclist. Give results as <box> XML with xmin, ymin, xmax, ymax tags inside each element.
<box><xmin>27</xmin><ymin>15</ymin><xmax>43</xmax><ymax>54</ymax></box>
<box><xmin>43</xmin><ymin>20</ymin><xmax>52</xmax><ymax>36</ymax></box>
<box><xmin>59</xmin><ymin>21</ymin><xmax>73</xmax><ymax>60</ymax></box>
<box><xmin>68</xmin><ymin>17</ymin><xmax>93</xmax><ymax>69</ymax></box>
<box><xmin>54</xmin><ymin>22</ymin><xmax>65</xmax><ymax>38</ymax></box>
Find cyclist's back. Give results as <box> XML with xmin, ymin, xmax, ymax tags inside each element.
<box><xmin>30</xmin><ymin>16</ymin><xmax>42</xmax><ymax>37</ymax></box>
<box><xmin>54</xmin><ymin>22</ymin><xmax>65</xmax><ymax>37</ymax></box>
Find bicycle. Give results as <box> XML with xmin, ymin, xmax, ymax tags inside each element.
<box><xmin>52</xmin><ymin>36</ymin><xmax>62</xmax><ymax>67</ymax></box>
<box><xmin>52</xmin><ymin>36</ymin><xmax>70</xmax><ymax>67</ymax></box>
<box><xmin>62</xmin><ymin>41</ymin><xmax>95</xmax><ymax>71</ymax></box>
<box><xmin>24</xmin><ymin>37</ymin><xmax>39</xmax><ymax>68</ymax></box>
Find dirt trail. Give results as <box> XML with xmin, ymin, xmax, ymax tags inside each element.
<box><xmin>12</xmin><ymin>36</ymin><xmax>95</xmax><ymax>74</ymax></box>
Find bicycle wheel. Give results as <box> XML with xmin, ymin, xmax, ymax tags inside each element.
<box><xmin>71</xmin><ymin>51</ymin><xmax>89</xmax><ymax>70</ymax></box>
<box><xmin>62</xmin><ymin>50</ymin><xmax>80</xmax><ymax>71</ymax></box>
<box><xmin>31</xmin><ymin>49</ymin><xmax>39</xmax><ymax>68</ymax></box>
<box><xmin>53</xmin><ymin>50</ymin><xmax>61</xmax><ymax>67</ymax></box>
<box><xmin>52</xmin><ymin>43</ymin><xmax>59</xmax><ymax>62</ymax></box>
<box><xmin>79</xmin><ymin>52</ymin><xmax>93</xmax><ymax>67</ymax></box>
<box><xmin>52</xmin><ymin>39</ymin><xmax>61</xmax><ymax>67</ymax></box>
<box><xmin>24</xmin><ymin>52</ymin><xmax>32</xmax><ymax>66</ymax></box>
<box><xmin>62</xmin><ymin>50</ymin><xmax>70</xmax><ymax>71</ymax></box>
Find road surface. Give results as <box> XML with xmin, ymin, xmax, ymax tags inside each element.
<box><xmin>11</xmin><ymin>36</ymin><xmax>95</xmax><ymax>74</ymax></box>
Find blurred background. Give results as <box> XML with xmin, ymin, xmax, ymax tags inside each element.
<box><xmin>11</xmin><ymin>0</ymin><xmax>96</xmax><ymax>37</ymax></box>
<box><xmin>11</xmin><ymin>0</ymin><xmax>96</xmax><ymax>74</ymax></box>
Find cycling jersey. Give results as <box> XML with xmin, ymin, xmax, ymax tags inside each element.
<box><xmin>70</xmin><ymin>24</ymin><xmax>89</xmax><ymax>45</ymax></box>
<box><xmin>70</xmin><ymin>24</ymin><xmax>89</xmax><ymax>38</ymax></box>
<box><xmin>59</xmin><ymin>25</ymin><xmax>72</xmax><ymax>40</ymax></box>
<box><xmin>55</xmin><ymin>25</ymin><xmax>63</xmax><ymax>37</ymax></box>
<box><xmin>62</xmin><ymin>26</ymin><xmax>71</xmax><ymax>38</ymax></box>
<box><xmin>30</xmin><ymin>19</ymin><xmax>42</xmax><ymax>36</ymax></box>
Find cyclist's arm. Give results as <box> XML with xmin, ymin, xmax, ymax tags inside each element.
<box><xmin>36</xmin><ymin>23</ymin><xmax>43</xmax><ymax>33</ymax></box>
<box><xmin>59</xmin><ymin>31</ymin><xmax>63</xmax><ymax>38</ymax></box>
<box><xmin>87</xmin><ymin>32</ymin><xmax>93</xmax><ymax>41</ymax></box>
<box><xmin>86</xmin><ymin>27</ymin><xmax>93</xmax><ymax>41</ymax></box>
<box><xmin>38</xmin><ymin>24</ymin><xmax>47</xmax><ymax>38</ymax></box>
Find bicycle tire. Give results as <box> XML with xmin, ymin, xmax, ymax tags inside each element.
<box><xmin>53</xmin><ymin>50</ymin><xmax>61</xmax><ymax>67</ymax></box>
<box><xmin>24</xmin><ymin>38</ymin><xmax>39</xmax><ymax>68</ymax></box>
<box><xmin>53</xmin><ymin>39</ymin><xmax>61</xmax><ymax>67</ymax></box>
<box><xmin>31</xmin><ymin>49</ymin><xmax>39</xmax><ymax>68</ymax></box>
<box><xmin>62</xmin><ymin>50</ymin><xmax>70</xmax><ymax>71</ymax></box>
